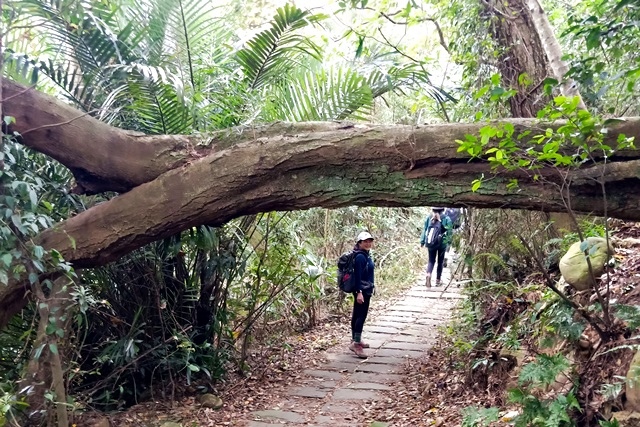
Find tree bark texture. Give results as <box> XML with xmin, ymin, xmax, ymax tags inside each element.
<box><xmin>3</xmin><ymin>80</ymin><xmax>346</xmax><ymax>194</ymax></box>
<box><xmin>484</xmin><ymin>0</ymin><xmax>551</xmax><ymax>118</ymax></box>
<box><xmin>2</xmin><ymin>79</ymin><xmax>640</xmax><ymax>329</ymax></box>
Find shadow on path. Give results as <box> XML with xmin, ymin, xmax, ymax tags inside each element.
<box><xmin>243</xmin><ymin>265</ymin><xmax>465</xmax><ymax>427</ymax></box>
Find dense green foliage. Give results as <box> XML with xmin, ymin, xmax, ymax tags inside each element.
<box><xmin>413</xmin><ymin>0</ymin><xmax>639</xmax><ymax>424</ymax></box>
<box><xmin>560</xmin><ymin>0</ymin><xmax>640</xmax><ymax>115</ymax></box>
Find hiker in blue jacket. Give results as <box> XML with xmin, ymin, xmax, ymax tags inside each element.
<box><xmin>349</xmin><ymin>231</ymin><xmax>375</xmax><ymax>359</ymax></box>
<box><xmin>420</xmin><ymin>207</ymin><xmax>452</xmax><ymax>287</ymax></box>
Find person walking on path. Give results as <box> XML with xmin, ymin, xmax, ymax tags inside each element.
<box><xmin>349</xmin><ymin>231</ymin><xmax>375</xmax><ymax>359</ymax></box>
<box><xmin>420</xmin><ymin>207</ymin><xmax>452</xmax><ymax>287</ymax></box>
<box><xmin>443</xmin><ymin>207</ymin><xmax>464</xmax><ymax>266</ymax></box>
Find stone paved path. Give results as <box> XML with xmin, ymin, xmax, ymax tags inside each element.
<box><xmin>243</xmin><ymin>266</ymin><xmax>464</xmax><ymax>427</ymax></box>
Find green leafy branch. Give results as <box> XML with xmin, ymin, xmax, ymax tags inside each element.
<box><xmin>456</xmin><ymin>94</ymin><xmax>635</xmax><ymax>192</ymax></box>
<box><xmin>1</xmin><ymin>123</ymin><xmax>74</xmax><ymax>287</ymax></box>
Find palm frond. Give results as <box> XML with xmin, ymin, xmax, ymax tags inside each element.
<box><xmin>131</xmin><ymin>0</ymin><xmax>226</xmax><ymax>88</ymax></box>
<box><xmin>9</xmin><ymin>0</ymin><xmax>225</xmax><ymax>132</ymax></box>
<box><xmin>9</xmin><ymin>0</ymin><xmax>149</xmax><ymax>111</ymax></box>
<box><xmin>367</xmin><ymin>62</ymin><xmax>456</xmax><ymax>103</ymax></box>
<box><xmin>4</xmin><ymin>52</ymin><xmax>98</xmax><ymax>109</ymax></box>
<box><xmin>99</xmin><ymin>65</ymin><xmax>193</xmax><ymax>134</ymax></box>
<box><xmin>16</xmin><ymin>0</ymin><xmax>136</xmax><ymax>68</ymax></box>
<box><xmin>272</xmin><ymin>67</ymin><xmax>374</xmax><ymax>122</ymax></box>
<box><xmin>236</xmin><ymin>4</ymin><xmax>326</xmax><ymax>90</ymax></box>
<box><xmin>3</xmin><ymin>52</ymin><xmax>40</xmax><ymax>85</ymax></box>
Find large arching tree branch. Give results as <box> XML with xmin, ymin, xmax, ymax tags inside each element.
<box><xmin>1</xmin><ymin>78</ymin><xmax>640</xmax><ymax>328</ymax></box>
<box><xmin>5</xmin><ymin>80</ymin><xmax>640</xmax><ymax>191</ymax></box>
<box><xmin>36</xmin><ymin>142</ymin><xmax>640</xmax><ymax>269</ymax></box>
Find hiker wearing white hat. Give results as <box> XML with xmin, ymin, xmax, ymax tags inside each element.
<box><xmin>348</xmin><ymin>231</ymin><xmax>375</xmax><ymax>359</ymax></box>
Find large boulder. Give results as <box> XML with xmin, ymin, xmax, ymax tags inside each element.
<box><xmin>197</xmin><ymin>393</ymin><xmax>223</xmax><ymax>409</ymax></box>
<box><xmin>559</xmin><ymin>237</ymin><xmax>614</xmax><ymax>291</ymax></box>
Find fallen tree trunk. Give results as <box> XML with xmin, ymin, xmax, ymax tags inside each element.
<box><xmin>34</xmin><ymin>129</ymin><xmax>640</xmax><ymax>269</ymax></box>
<box><xmin>1</xmin><ymin>79</ymin><xmax>640</xmax><ymax>328</ymax></box>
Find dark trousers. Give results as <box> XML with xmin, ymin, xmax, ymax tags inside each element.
<box><xmin>351</xmin><ymin>294</ymin><xmax>371</xmax><ymax>335</ymax></box>
<box><xmin>427</xmin><ymin>247</ymin><xmax>446</xmax><ymax>280</ymax></box>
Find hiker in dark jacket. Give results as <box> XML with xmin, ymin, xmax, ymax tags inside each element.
<box><xmin>443</xmin><ymin>207</ymin><xmax>464</xmax><ymax>263</ymax></box>
<box><xmin>444</xmin><ymin>207</ymin><xmax>463</xmax><ymax>231</ymax></box>
<box><xmin>349</xmin><ymin>231</ymin><xmax>375</xmax><ymax>359</ymax></box>
<box><xmin>420</xmin><ymin>207</ymin><xmax>452</xmax><ymax>287</ymax></box>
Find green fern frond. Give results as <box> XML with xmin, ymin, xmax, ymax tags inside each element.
<box><xmin>236</xmin><ymin>4</ymin><xmax>326</xmax><ymax>90</ymax></box>
<box><xmin>16</xmin><ymin>0</ymin><xmax>134</xmax><ymax>70</ymax></box>
<box><xmin>519</xmin><ymin>354</ymin><xmax>571</xmax><ymax>388</ymax></box>
<box><xmin>7</xmin><ymin>53</ymin><xmax>99</xmax><ymax>110</ymax></box>
<box><xmin>134</xmin><ymin>0</ymin><xmax>225</xmax><ymax>87</ymax></box>
<box><xmin>461</xmin><ymin>406</ymin><xmax>500</xmax><ymax>427</ymax></box>
<box><xmin>10</xmin><ymin>0</ymin><xmax>149</xmax><ymax>111</ymax></box>
<box><xmin>613</xmin><ymin>304</ymin><xmax>640</xmax><ymax>330</ymax></box>
<box><xmin>3</xmin><ymin>52</ymin><xmax>40</xmax><ymax>85</ymax></box>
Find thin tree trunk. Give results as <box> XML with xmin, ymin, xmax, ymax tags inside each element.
<box><xmin>525</xmin><ymin>0</ymin><xmax>587</xmax><ymax>108</ymax></box>
<box><xmin>21</xmin><ymin>276</ymin><xmax>72</xmax><ymax>427</ymax></box>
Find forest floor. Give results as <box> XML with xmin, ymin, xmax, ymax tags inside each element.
<box><xmin>97</xmin><ymin>221</ymin><xmax>640</xmax><ymax>427</ymax></box>
<box><xmin>101</xmin><ymin>258</ymin><xmax>466</xmax><ymax>427</ymax></box>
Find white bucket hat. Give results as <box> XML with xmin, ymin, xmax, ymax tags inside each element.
<box><xmin>356</xmin><ymin>231</ymin><xmax>374</xmax><ymax>242</ymax></box>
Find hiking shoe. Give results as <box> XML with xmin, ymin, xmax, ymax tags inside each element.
<box><xmin>425</xmin><ymin>274</ymin><xmax>432</xmax><ymax>288</ymax></box>
<box><xmin>352</xmin><ymin>340</ymin><xmax>370</xmax><ymax>348</ymax></box>
<box><xmin>435</xmin><ymin>279</ymin><xmax>441</xmax><ymax>286</ymax></box>
<box><xmin>349</xmin><ymin>342</ymin><xmax>368</xmax><ymax>359</ymax></box>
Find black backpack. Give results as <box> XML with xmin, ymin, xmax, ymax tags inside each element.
<box><xmin>337</xmin><ymin>250</ymin><xmax>359</xmax><ymax>293</ymax></box>
<box><xmin>425</xmin><ymin>219</ymin><xmax>445</xmax><ymax>249</ymax></box>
